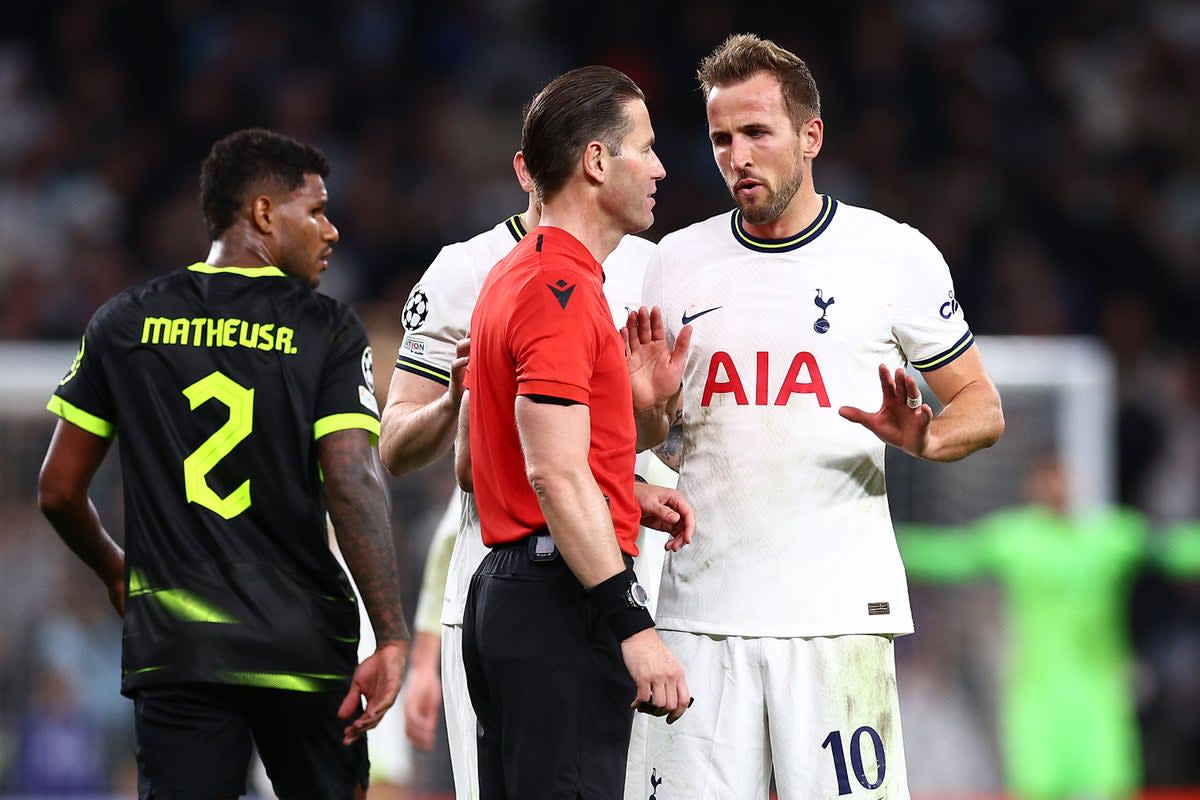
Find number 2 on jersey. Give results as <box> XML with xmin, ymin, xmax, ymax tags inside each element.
<box><xmin>182</xmin><ymin>372</ymin><xmax>254</xmax><ymax>519</ymax></box>
<box><xmin>822</xmin><ymin>727</ymin><xmax>886</xmax><ymax>795</ymax></box>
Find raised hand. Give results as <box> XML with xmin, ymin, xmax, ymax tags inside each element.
<box><xmin>838</xmin><ymin>364</ymin><xmax>934</xmax><ymax>458</ymax></box>
<box><xmin>622</xmin><ymin>306</ymin><xmax>692</xmax><ymax>415</ymax></box>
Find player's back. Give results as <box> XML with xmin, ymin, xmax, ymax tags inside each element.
<box><xmin>53</xmin><ymin>262</ymin><xmax>378</xmax><ymax>695</ymax></box>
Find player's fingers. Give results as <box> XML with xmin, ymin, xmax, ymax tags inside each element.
<box><xmin>636</xmin><ymin>306</ymin><xmax>654</xmax><ymax>344</ymax></box>
<box><xmin>667</xmin><ymin>673</ymin><xmax>691</xmax><ymax>724</ymax></box>
<box><xmin>337</xmin><ymin>683</ymin><xmax>362</xmax><ymax>721</ymax></box>
<box><xmin>649</xmin><ymin>305</ymin><xmax>666</xmax><ymax>342</ymax></box>
<box><xmin>668</xmin><ymin>494</ymin><xmax>695</xmax><ymax>540</ymax></box>
<box><xmin>671</xmin><ymin>324</ymin><xmax>693</xmax><ymax>366</ymax></box>
<box><xmin>877</xmin><ymin>363</ymin><xmax>895</xmax><ymax>394</ymax></box>
<box><xmin>651</xmin><ymin>678</ymin><xmax>672</xmax><ymax>714</ymax></box>
<box><xmin>630</xmin><ymin>676</ymin><xmax>653</xmax><ymax>708</ymax></box>
<box><xmin>838</xmin><ymin>405</ymin><xmax>870</xmax><ymax>425</ymax></box>
<box><xmin>455</xmin><ymin>337</ymin><xmax>471</xmax><ymax>358</ymax></box>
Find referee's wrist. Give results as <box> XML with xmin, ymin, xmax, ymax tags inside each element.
<box><xmin>588</xmin><ymin>568</ymin><xmax>654</xmax><ymax>641</ymax></box>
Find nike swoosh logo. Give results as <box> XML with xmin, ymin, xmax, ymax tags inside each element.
<box><xmin>681</xmin><ymin>306</ymin><xmax>723</xmax><ymax>325</ymax></box>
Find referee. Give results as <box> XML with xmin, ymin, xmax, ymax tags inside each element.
<box><xmin>462</xmin><ymin>67</ymin><xmax>693</xmax><ymax>799</ymax></box>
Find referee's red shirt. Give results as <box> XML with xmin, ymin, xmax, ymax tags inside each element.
<box><xmin>467</xmin><ymin>226</ymin><xmax>640</xmax><ymax>556</ymax></box>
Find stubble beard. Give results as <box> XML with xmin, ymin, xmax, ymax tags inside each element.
<box><xmin>731</xmin><ymin>161</ymin><xmax>806</xmax><ymax>227</ymax></box>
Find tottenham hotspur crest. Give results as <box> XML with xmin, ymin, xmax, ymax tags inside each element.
<box><xmin>813</xmin><ymin>288</ymin><xmax>835</xmax><ymax>334</ymax></box>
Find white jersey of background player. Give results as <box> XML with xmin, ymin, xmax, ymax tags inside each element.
<box><xmin>379</xmin><ymin>153</ymin><xmax>676</xmax><ymax>800</ymax></box>
<box><xmin>639</xmin><ymin>35</ymin><xmax>1005</xmax><ymax>800</ymax></box>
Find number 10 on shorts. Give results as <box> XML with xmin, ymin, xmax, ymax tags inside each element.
<box><xmin>822</xmin><ymin>727</ymin><xmax>886</xmax><ymax>795</ymax></box>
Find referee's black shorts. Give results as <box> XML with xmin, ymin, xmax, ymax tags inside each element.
<box><xmin>133</xmin><ymin>683</ymin><xmax>368</xmax><ymax>800</ymax></box>
<box><xmin>463</xmin><ymin>539</ymin><xmax>637</xmax><ymax>800</ymax></box>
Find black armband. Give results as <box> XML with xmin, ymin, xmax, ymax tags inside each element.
<box><xmin>588</xmin><ymin>568</ymin><xmax>654</xmax><ymax>641</ymax></box>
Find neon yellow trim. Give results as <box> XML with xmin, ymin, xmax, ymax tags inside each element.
<box><xmin>314</xmin><ymin>412</ymin><xmax>380</xmax><ymax>443</ymax></box>
<box><xmin>222</xmin><ymin>671</ymin><xmax>347</xmax><ymax>692</ymax></box>
<box><xmin>128</xmin><ymin>666</ymin><xmax>166</xmax><ymax>675</ymax></box>
<box><xmin>396</xmin><ymin>357</ymin><xmax>451</xmax><ymax>383</ymax></box>
<box><xmin>734</xmin><ymin>196</ymin><xmax>833</xmax><ymax>249</ymax></box>
<box><xmin>188</xmin><ymin>262</ymin><xmax>287</xmax><ymax>278</ymax></box>
<box><xmin>46</xmin><ymin>396</ymin><xmax>115</xmax><ymax>439</ymax></box>
<box><xmin>913</xmin><ymin>332</ymin><xmax>975</xmax><ymax>371</ymax></box>
<box><xmin>127</xmin><ymin>569</ymin><xmax>238</xmax><ymax>623</ymax></box>
<box><xmin>128</xmin><ymin>568</ymin><xmax>151</xmax><ymax>596</ymax></box>
<box><xmin>155</xmin><ymin>589</ymin><xmax>238</xmax><ymax>623</ymax></box>
<box><xmin>506</xmin><ymin>214</ymin><xmax>527</xmax><ymax>242</ymax></box>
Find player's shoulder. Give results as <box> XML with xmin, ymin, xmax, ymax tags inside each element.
<box><xmin>426</xmin><ymin>216</ymin><xmax>524</xmax><ymax>286</ymax></box>
<box><xmin>656</xmin><ymin>211</ymin><xmax>732</xmax><ymax>254</ymax></box>
<box><xmin>86</xmin><ymin>266</ymin><xmax>194</xmax><ymax>330</ymax></box>
<box><xmin>459</xmin><ymin>215</ymin><xmax>526</xmax><ymax>264</ymax></box>
<box><xmin>608</xmin><ymin>233</ymin><xmax>656</xmax><ymax>263</ymax></box>
<box><xmin>832</xmin><ymin>200</ymin><xmax>938</xmax><ymax>253</ymax></box>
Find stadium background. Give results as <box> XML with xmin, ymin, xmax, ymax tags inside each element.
<box><xmin>1</xmin><ymin>0</ymin><xmax>1198</xmax><ymax>796</ymax></box>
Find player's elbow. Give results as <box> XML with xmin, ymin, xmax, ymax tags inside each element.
<box><xmin>37</xmin><ymin>468</ymin><xmax>78</xmax><ymax>519</ymax></box>
<box><xmin>980</xmin><ymin>389</ymin><xmax>1006</xmax><ymax>449</ymax></box>
<box><xmin>455</xmin><ymin>448</ymin><xmax>473</xmax><ymax>493</ymax></box>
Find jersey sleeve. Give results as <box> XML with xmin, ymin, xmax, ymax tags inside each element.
<box><xmin>413</xmin><ymin>491</ymin><xmax>461</xmax><ymax>635</ymax></box>
<box><xmin>890</xmin><ymin>229</ymin><xmax>975</xmax><ymax>372</ymax></box>
<box><xmin>508</xmin><ymin>273</ymin><xmax>605</xmax><ymax>404</ymax></box>
<box><xmin>314</xmin><ymin>306</ymin><xmax>382</xmax><ymax>443</ymax></box>
<box><xmin>895</xmin><ymin>522</ymin><xmax>993</xmax><ymax>582</ymax></box>
<box><xmin>47</xmin><ymin>308</ymin><xmax>118</xmax><ymax>439</ymax></box>
<box><xmin>395</xmin><ymin>244</ymin><xmax>474</xmax><ymax>386</ymax></box>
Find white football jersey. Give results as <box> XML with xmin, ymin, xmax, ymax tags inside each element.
<box><xmin>644</xmin><ymin>196</ymin><xmax>974</xmax><ymax>637</ymax></box>
<box><xmin>395</xmin><ymin>216</ymin><xmax>667</xmax><ymax>626</ymax></box>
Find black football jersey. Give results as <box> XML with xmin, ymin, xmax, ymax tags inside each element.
<box><xmin>49</xmin><ymin>263</ymin><xmax>381</xmax><ymax>695</ymax></box>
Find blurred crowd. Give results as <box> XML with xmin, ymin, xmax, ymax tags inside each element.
<box><xmin>2</xmin><ymin>0</ymin><xmax>1199</xmax><ymax>794</ymax></box>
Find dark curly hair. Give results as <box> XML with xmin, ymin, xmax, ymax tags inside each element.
<box><xmin>199</xmin><ymin>128</ymin><xmax>330</xmax><ymax>241</ymax></box>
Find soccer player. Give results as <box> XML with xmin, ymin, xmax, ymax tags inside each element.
<box><xmin>381</xmin><ymin>152</ymin><xmax>678</xmax><ymax>798</ymax></box>
<box><xmin>37</xmin><ymin>128</ymin><xmax>409</xmax><ymax>800</ymax></box>
<box><xmin>638</xmin><ymin>35</ymin><xmax>1006</xmax><ymax>799</ymax></box>
<box><xmin>899</xmin><ymin>453</ymin><xmax>1200</xmax><ymax>800</ymax></box>
<box><xmin>464</xmin><ymin>65</ymin><xmax>692</xmax><ymax>799</ymax></box>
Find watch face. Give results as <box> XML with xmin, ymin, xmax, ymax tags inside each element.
<box><xmin>629</xmin><ymin>582</ymin><xmax>649</xmax><ymax>608</ymax></box>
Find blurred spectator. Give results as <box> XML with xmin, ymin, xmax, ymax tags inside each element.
<box><xmin>4</xmin><ymin>0</ymin><xmax>1200</xmax><ymax>791</ymax></box>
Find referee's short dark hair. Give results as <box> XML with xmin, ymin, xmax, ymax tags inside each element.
<box><xmin>200</xmin><ymin>128</ymin><xmax>330</xmax><ymax>241</ymax></box>
<box><xmin>521</xmin><ymin>66</ymin><xmax>645</xmax><ymax>205</ymax></box>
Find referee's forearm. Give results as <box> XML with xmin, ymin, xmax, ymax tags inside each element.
<box><xmin>532</xmin><ymin>470</ymin><xmax>626</xmax><ymax>589</ymax></box>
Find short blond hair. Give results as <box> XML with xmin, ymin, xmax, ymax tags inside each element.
<box><xmin>697</xmin><ymin>33</ymin><xmax>821</xmax><ymax>128</ymax></box>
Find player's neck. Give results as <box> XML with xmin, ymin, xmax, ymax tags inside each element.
<box><xmin>739</xmin><ymin>186</ymin><xmax>823</xmax><ymax>241</ymax></box>
<box><xmin>206</xmin><ymin>234</ymin><xmax>274</xmax><ymax>271</ymax></box>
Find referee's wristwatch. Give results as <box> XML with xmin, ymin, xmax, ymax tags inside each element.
<box><xmin>590</xmin><ymin>569</ymin><xmax>655</xmax><ymax>641</ymax></box>
<box><xmin>626</xmin><ymin>581</ymin><xmax>650</xmax><ymax>609</ymax></box>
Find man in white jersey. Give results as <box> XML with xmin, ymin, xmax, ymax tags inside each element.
<box><xmin>639</xmin><ymin>34</ymin><xmax>1006</xmax><ymax>799</ymax></box>
<box><xmin>379</xmin><ymin>152</ymin><xmax>678</xmax><ymax>800</ymax></box>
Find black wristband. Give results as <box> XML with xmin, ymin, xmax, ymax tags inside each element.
<box><xmin>588</xmin><ymin>568</ymin><xmax>654</xmax><ymax>641</ymax></box>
